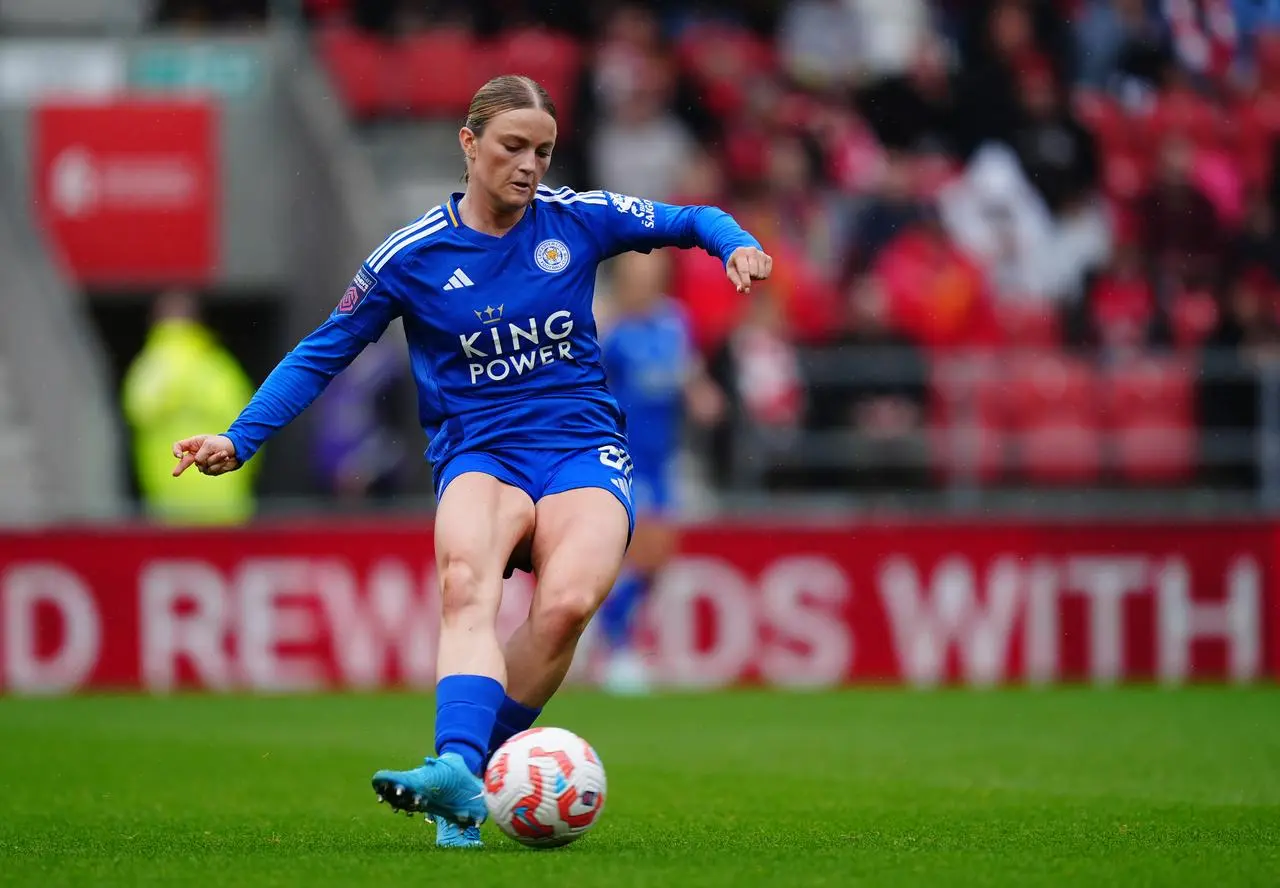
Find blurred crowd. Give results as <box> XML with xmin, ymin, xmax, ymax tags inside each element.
<box><xmin>138</xmin><ymin>0</ymin><xmax>1280</xmax><ymax>507</ymax></box>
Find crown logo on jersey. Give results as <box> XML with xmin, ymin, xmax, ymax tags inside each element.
<box><xmin>474</xmin><ymin>304</ymin><xmax>504</xmax><ymax>324</ymax></box>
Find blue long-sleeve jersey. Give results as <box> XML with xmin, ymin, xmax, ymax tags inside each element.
<box><xmin>224</xmin><ymin>186</ymin><xmax>760</xmax><ymax>467</ymax></box>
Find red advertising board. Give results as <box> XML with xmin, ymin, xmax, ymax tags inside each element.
<box><xmin>0</xmin><ymin>521</ymin><xmax>1274</xmax><ymax>693</ymax></box>
<box><xmin>32</xmin><ymin>99</ymin><xmax>218</xmax><ymax>285</ymax></box>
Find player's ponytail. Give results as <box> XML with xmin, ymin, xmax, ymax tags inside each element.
<box><xmin>462</xmin><ymin>75</ymin><xmax>557</xmax><ymax>183</ymax></box>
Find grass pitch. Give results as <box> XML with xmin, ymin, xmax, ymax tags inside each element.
<box><xmin>0</xmin><ymin>688</ymin><xmax>1276</xmax><ymax>887</ymax></box>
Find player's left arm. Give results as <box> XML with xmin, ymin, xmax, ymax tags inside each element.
<box><xmin>589</xmin><ymin>194</ymin><xmax>773</xmax><ymax>294</ymax></box>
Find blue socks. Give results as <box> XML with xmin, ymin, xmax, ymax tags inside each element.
<box><xmin>435</xmin><ymin>674</ymin><xmax>505</xmax><ymax>775</ymax></box>
<box><xmin>599</xmin><ymin>570</ymin><xmax>650</xmax><ymax>650</ymax></box>
<box><xmin>487</xmin><ymin>695</ymin><xmax>542</xmax><ymax>763</ymax></box>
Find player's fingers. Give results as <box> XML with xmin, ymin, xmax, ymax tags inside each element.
<box><xmin>172</xmin><ymin>453</ymin><xmax>197</xmax><ymax>477</ymax></box>
<box><xmin>726</xmin><ymin>260</ymin><xmax>746</xmax><ymax>293</ymax></box>
<box><xmin>733</xmin><ymin>253</ymin><xmax>753</xmax><ymax>293</ymax></box>
<box><xmin>194</xmin><ymin>440</ymin><xmax>222</xmax><ymax>467</ymax></box>
<box><xmin>761</xmin><ymin>252</ymin><xmax>774</xmax><ymax>279</ymax></box>
<box><xmin>173</xmin><ymin>436</ymin><xmax>203</xmax><ymax>458</ymax></box>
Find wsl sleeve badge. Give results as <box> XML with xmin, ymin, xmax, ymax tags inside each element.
<box><xmin>535</xmin><ymin>239</ymin><xmax>571</xmax><ymax>274</ymax></box>
<box><xmin>337</xmin><ymin>266</ymin><xmax>378</xmax><ymax>315</ymax></box>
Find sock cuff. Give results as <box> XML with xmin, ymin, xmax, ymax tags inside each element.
<box><xmin>496</xmin><ymin>695</ymin><xmax>542</xmax><ymax>725</ymax></box>
<box><xmin>437</xmin><ymin>674</ymin><xmax>505</xmax><ymax>706</ymax></box>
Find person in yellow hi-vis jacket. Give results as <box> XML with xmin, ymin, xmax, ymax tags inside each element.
<box><xmin>122</xmin><ymin>290</ymin><xmax>258</xmax><ymax>524</ymax></box>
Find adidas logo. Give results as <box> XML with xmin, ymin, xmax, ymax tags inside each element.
<box><xmin>443</xmin><ymin>268</ymin><xmax>475</xmax><ymax>291</ymax></box>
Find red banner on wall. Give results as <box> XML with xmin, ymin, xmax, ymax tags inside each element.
<box><xmin>0</xmin><ymin>521</ymin><xmax>1274</xmax><ymax>693</ymax></box>
<box><xmin>32</xmin><ymin>98</ymin><xmax>218</xmax><ymax>285</ymax></box>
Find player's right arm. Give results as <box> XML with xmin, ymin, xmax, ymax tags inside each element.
<box><xmin>173</xmin><ymin>262</ymin><xmax>401</xmax><ymax>478</ymax></box>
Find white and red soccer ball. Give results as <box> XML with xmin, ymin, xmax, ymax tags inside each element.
<box><xmin>483</xmin><ymin>727</ymin><xmax>607</xmax><ymax>848</ymax></box>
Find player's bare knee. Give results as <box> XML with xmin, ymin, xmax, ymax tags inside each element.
<box><xmin>535</xmin><ymin>588</ymin><xmax>601</xmax><ymax>650</ymax></box>
<box><xmin>438</xmin><ymin>555</ymin><xmax>493</xmax><ymax>626</ymax></box>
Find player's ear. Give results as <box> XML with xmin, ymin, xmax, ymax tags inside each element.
<box><xmin>459</xmin><ymin>127</ymin><xmax>477</xmax><ymax>157</ymax></box>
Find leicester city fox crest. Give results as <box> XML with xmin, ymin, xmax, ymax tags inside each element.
<box><xmin>535</xmin><ymin>239</ymin><xmax>571</xmax><ymax>274</ymax></box>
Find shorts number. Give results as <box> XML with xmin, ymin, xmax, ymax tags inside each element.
<box><xmin>597</xmin><ymin>445</ymin><xmax>633</xmax><ymax>477</ymax></box>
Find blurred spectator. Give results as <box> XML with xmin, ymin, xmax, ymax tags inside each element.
<box><xmin>587</xmin><ymin>11</ymin><xmax>694</xmax><ymax>200</ymax></box>
<box><xmin>121</xmin><ymin>291</ymin><xmax>258</xmax><ymax>525</ymax></box>
<box><xmin>872</xmin><ymin>209</ymin><xmax>999</xmax><ymax>351</ymax></box>
<box><xmin>310</xmin><ymin>331</ymin><xmax>413</xmax><ymax>503</ymax></box>
<box><xmin>1198</xmin><ymin>266</ymin><xmax>1280</xmax><ymax>487</ymax></box>
<box><xmin>1230</xmin><ymin>189</ymin><xmax>1280</xmax><ymax>282</ymax></box>
<box><xmin>1010</xmin><ymin>59</ymin><xmax>1100</xmax><ymax>214</ymax></box>
<box><xmin>855</xmin><ymin>33</ymin><xmax>958</xmax><ymax>155</ymax></box>
<box><xmin>1074</xmin><ymin>0</ymin><xmax>1177</xmax><ymax>95</ymax></box>
<box><xmin>953</xmin><ymin>0</ymin><xmax>1076</xmax><ymax>155</ymax></box>
<box><xmin>805</xmin><ymin>274</ymin><xmax>930</xmax><ymax>490</ymax></box>
<box><xmin>852</xmin><ymin>0</ymin><xmax>932</xmax><ymax>80</ymax></box>
<box><xmin>762</xmin><ymin>132</ymin><xmax>841</xmax><ymax>273</ymax></box>
<box><xmin>846</xmin><ymin>151</ymin><xmax>928</xmax><ymax>272</ymax></box>
<box><xmin>707</xmin><ymin>290</ymin><xmax>805</xmax><ymax>489</ymax></box>
<box><xmin>778</xmin><ymin>0</ymin><xmax>865</xmax><ymax>91</ymax></box>
<box><xmin>939</xmin><ymin>143</ymin><xmax>1060</xmax><ymax>305</ymax></box>
<box><xmin>735</xmin><ymin>195</ymin><xmax>842</xmax><ymax>343</ymax></box>
<box><xmin>1139</xmin><ymin>135</ymin><xmax>1226</xmax><ymax>293</ymax></box>
<box><xmin>1080</xmin><ymin>238</ymin><xmax>1161</xmax><ymax>353</ymax></box>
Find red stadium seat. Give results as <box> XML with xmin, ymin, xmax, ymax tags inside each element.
<box><xmin>1112</xmin><ymin>422</ymin><xmax>1197</xmax><ymax>483</ymax></box>
<box><xmin>994</xmin><ymin>301</ymin><xmax>1061</xmax><ymax>349</ymax></box>
<box><xmin>1018</xmin><ymin>418</ymin><xmax>1104</xmax><ymax>485</ymax></box>
<box><xmin>1105</xmin><ymin>357</ymin><xmax>1193</xmax><ymax>422</ymax></box>
<box><xmin>1009</xmin><ymin>354</ymin><xmax>1099</xmax><ymax>426</ymax></box>
<box><xmin>931</xmin><ymin>421</ymin><xmax>1009</xmax><ymax>484</ymax></box>
<box><xmin>315</xmin><ymin>26</ymin><xmax>394</xmax><ymax>119</ymax></box>
<box><xmin>1006</xmin><ymin>354</ymin><xmax>1102</xmax><ymax>484</ymax></box>
<box><xmin>1103</xmin><ymin>358</ymin><xmax>1197</xmax><ymax>484</ymax></box>
<box><xmin>928</xmin><ymin>354</ymin><xmax>1009</xmax><ymax>484</ymax></box>
<box><xmin>400</xmin><ymin>29</ymin><xmax>486</xmax><ymax>117</ymax></box>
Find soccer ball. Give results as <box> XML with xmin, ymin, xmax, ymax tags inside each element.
<box><xmin>483</xmin><ymin>726</ymin><xmax>607</xmax><ymax>848</ymax></box>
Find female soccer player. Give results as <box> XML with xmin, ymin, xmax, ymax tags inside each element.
<box><xmin>171</xmin><ymin>75</ymin><xmax>772</xmax><ymax>848</ymax></box>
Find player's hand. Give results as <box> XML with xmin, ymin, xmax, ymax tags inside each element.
<box><xmin>172</xmin><ymin>434</ymin><xmax>240</xmax><ymax>477</ymax></box>
<box><xmin>726</xmin><ymin>246</ymin><xmax>773</xmax><ymax>295</ymax></box>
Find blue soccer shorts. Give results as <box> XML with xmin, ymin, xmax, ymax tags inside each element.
<box><xmin>433</xmin><ymin>443</ymin><xmax>637</xmax><ymax>547</ymax></box>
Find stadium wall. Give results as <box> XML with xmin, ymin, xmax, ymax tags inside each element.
<box><xmin>0</xmin><ymin>520</ymin><xmax>1275</xmax><ymax>693</ymax></box>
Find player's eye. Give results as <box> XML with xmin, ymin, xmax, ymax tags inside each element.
<box><xmin>537</xmin><ymin>149</ymin><xmax>552</xmax><ymax>158</ymax></box>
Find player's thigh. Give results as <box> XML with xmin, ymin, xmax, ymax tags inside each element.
<box><xmin>530</xmin><ymin>486</ymin><xmax>631</xmax><ymax>622</ymax></box>
<box><xmin>435</xmin><ymin>470</ymin><xmax>536</xmax><ymax>596</ymax></box>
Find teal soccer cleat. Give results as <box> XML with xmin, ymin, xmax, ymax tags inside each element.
<box><xmin>434</xmin><ymin>817</ymin><xmax>484</xmax><ymax>849</ymax></box>
<box><xmin>372</xmin><ymin>752</ymin><xmax>488</xmax><ymax>827</ymax></box>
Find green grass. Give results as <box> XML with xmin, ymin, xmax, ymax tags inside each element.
<box><xmin>0</xmin><ymin>689</ymin><xmax>1277</xmax><ymax>887</ymax></box>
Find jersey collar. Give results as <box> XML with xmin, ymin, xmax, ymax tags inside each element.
<box><xmin>447</xmin><ymin>193</ymin><xmax>535</xmax><ymax>248</ymax></box>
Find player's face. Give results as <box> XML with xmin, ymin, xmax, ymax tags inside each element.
<box><xmin>472</xmin><ymin>108</ymin><xmax>556</xmax><ymax>210</ymax></box>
